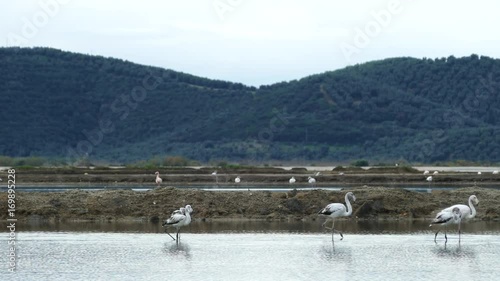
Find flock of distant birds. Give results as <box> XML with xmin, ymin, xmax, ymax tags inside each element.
<box><xmin>155</xmin><ymin>169</ymin><xmax>486</xmax><ymax>245</ymax></box>
<box><xmin>424</xmin><ymin>169</ymin><xmax>498</xmax><ymax>186</ymax></box>
<box><xmin>154</xmin><ymin>169</ymin><xmax>499</xmax><ymax>189</ymax></box>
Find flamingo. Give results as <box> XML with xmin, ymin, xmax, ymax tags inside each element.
<box><xmin>426</xmin><ymin>176</ymin><xmax>433</xmax><ymax>187</ymax></box>
<box><xmin>211</xmin><ymin>171</ymin><xmax>218</xmax><ymax>183</ymax></box>
<box><xmin>433</xmin><ymin>171</ymin><xmax>439</xmax><ymax>175</ymax></box>
<box><xmin>155</xmin><ymin>171</ymin><xmax>162</xmax><ymax>187</ymax></box>
<box><xmin>432</xmin><ymin>195</ymin><xmax>479</xmax><ymax>243</ymax></box>
<box><xmin>308</xmin><ymin>176</ymin><xmax>316</xmax><ymax>187</ymax></box>
<box><xmin>162</xmin><ymin>205</ymin><xmax>193</xmax><ymax>243</ymax></box>
<box><xmin>318</xmin><ymin>192</ymin><xmax>356</xmax><ymax>243</ymax></box>
<box><xmin>423</xmin><ymin>170</ymin><xmax>430</xmax><ymax>175</ymax></box>
<box><xmin>235</xmin><ymin>176</ymin><xmax>241</xmax><ymax>183</ymax></box>
<box><xmin>289</xmin><ymin>177</ymin><xmax>296</xmax><ymax>184</ymax></box>
<box><xmin>441</xmin><ymin>195</ymin><xmax>479</xmax><ymax>221</ymax></box>
<box><xmin>429</xmin><ymin>207</ymin><xmax>462</xmax><ymax>243</ymax></box>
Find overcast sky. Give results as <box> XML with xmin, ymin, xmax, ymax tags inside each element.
<box><xmin>2</xmin><ymin>0</ymin><xmax>499</xmax><ymax>86</ymax></box>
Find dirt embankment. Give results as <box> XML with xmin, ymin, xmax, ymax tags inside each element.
<box><xmin>2</xmin><ymin>186</ymin><xmax>499</xmax><ymax>222</ymax></box>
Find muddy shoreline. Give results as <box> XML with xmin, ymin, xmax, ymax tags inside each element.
<box><xmin>2</xmin><ymin>186</ymin><xmax>499</xmax><ymax>222</ymax></box>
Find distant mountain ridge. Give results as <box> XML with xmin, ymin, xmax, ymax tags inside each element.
<box><xmin>1</xmin><ymin>47</ymin><xmax>499</xmax><ymax>164</ymax></box>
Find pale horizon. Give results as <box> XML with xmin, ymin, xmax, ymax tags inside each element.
<box><xmin>2</xmin><ymin>0</ymin><xmax>500</xmax><ymax>86</ymax></box>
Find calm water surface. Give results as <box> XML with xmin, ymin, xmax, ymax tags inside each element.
<box><xmin>2</xmin><ymin>221</ymin><xmax>500</xmax><ymax>281</ymax></box>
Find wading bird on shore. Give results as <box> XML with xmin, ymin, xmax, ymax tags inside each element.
<box><xmin>426</xmin><ymin>176</ymin><xmax>433</xmax><ymax>187</ymax></box>
<box><xmin>289</xmin><ymin>177</ymin><xmax>296</xmax><ymax>184</ymax></box>
<box><xmin>308</xmin><ymin>176</ymin><xmax>316</xmax><ymax>187</ymax></box>
<box><xmin>318</xmin><ymin>192</ymin><xmax>356</xmax><ymax>244</ymax></box>
<box><xmin>163</xmin><ymin>205</ymin><xmax>193</xmax><ymax>243</ymax></box>
<box><xmin>235</xmin><ymin>176</ymin><xmax>241</xmax><ymax>183</ymax></box>
<box><xmin>423</xmin><ymin>170</ymin><xmax>430</xmax><ymax>175</ymax></box>
<box><xmin>433</xmin><ymin>171</ymin><xmax>439</xmax><ymax>175</ymax></box>
<box><xmin>429</xmin><ymin>207</ymin><xmax>462</xmax><ymax>243</ymax></box>
<box><xmin>211</xmin><ymin>171</ymin><xmax>218</xmax><ymax>183</ymax></box>
<box><xmin>155</xmin><ymin>171</ymin><xmax>162</xmax><ymax>187</ymax></box>
<box><xmin>493</xmin><ymin>170</ymin><xmax>499</xmax><ymax>175</ymax></box>
<box><xmin>477</xmin><ymin>171</ymin><xmax>482</xmax><ymax>175</ymax></box>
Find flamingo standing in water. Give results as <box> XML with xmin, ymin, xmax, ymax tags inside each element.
<box><xmin>163</xmin><ymin>205</ymin><xmax>193</xmax><ymax>243</ymax></box>
<box><xmin>289</xmin><ymin>177</ymin><xmax>296</xmax><ymax>184</ymax></box>
<box><xmin>155</xmin><ymin>171</ymin><xmax>162</xmax><ymax>187</ymax></box>
<box><xmin>431</xmin><ymin>195</ymin><xmax>479</xmax><ymax>243</ymax></box>
<box><xmin>318</xmin><ymin>192</ymin><xmax>356</xmax><ymax>243</ymax></box>
<box><xmin>429</xmin><ymin>207</ymin><xmax>462</xmax><ymax>243</ymax></box>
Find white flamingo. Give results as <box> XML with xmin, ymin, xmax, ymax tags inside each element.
<box><xmin>162</xmin><ymin>205</ymin><xmax>193</xmax><ymax>243</ymax></box>
<box><xmin>426</xmin><ymin>176</ymin><xmax>433</xmax><ymax>187</ymax></box>
<box><xmin>155</xmin><ymin>171</ymin><xmax>162</xmax><ymax>187</ymax></box>
<box><xmin>423</xmin><ymin>170</ymin><xmax>430</xmax><ymax>175</ymax></box>
<box><xmin>235</xmin><ymin>176</ymin><xmax>241</xmax><ymax>183</ymax></box>
<box><xmin>318</xmin><ymin>192</ymin><xmax>356</xmax><ymax>243</ymax></box>
<box><xmin>441</xmin><ymin>195</ymin><xmax>479</xmax><ymax>221</ymax></box>
<box><xmin>429</xmin><ymin>207</ymin><xmax>462</xmax><ymax>243</ymax></box>
<box><xmin>289</xmin><ymin>177</ymin><xmax>296</xmax><ymax>184</ymax></box>
<box><xmin>308</xmin><ymin>176</ymin><xmax>316</xmax><ymax>187</ymax></box>
<box><xmin>211</xmin><ymin>171</ymin><xmax>218</xmax><ymax>183</ymax></box>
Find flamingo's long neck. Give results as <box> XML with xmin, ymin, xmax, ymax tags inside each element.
<box><xmin>185</xmin><ymin>211</ymin><xmax>191</xmax><ymax>225</ymax></box>
<box><xmin>468</xmin><ymin>196</ymin><xmax>476</xmax><ymax>219</ymax></box>
<box><xmin>345</xmin><ymin>194</ymin><xmax>353</xmax><ymax>216</ymax></box>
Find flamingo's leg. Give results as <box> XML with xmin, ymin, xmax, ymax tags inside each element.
<box><xmin>434</xmin><ymin>230</ymin><xmax>440</xmax><ymax>243</ymax></box>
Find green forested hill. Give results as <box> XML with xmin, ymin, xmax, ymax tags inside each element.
<box><xmin>1</xmin><ymin>47</ymin><xmax>499</xmax><ymax>164</ymax></box>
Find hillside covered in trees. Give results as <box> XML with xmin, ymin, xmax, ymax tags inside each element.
<box><xmin>1</xmin><ymin>47</ymin><xmax>499</xmax><ymax>164</ymax></box>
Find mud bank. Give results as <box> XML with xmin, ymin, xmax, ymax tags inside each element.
<box><xmin>2</xmin><ymin>186</ymin><xmax>499</xmax><ymax>222</ymax></box>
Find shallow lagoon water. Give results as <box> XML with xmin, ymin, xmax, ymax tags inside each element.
<box><xmin>2</xmin><ymin>221</ymin><xmax>500</xmax><ymax>280</ymax></box>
